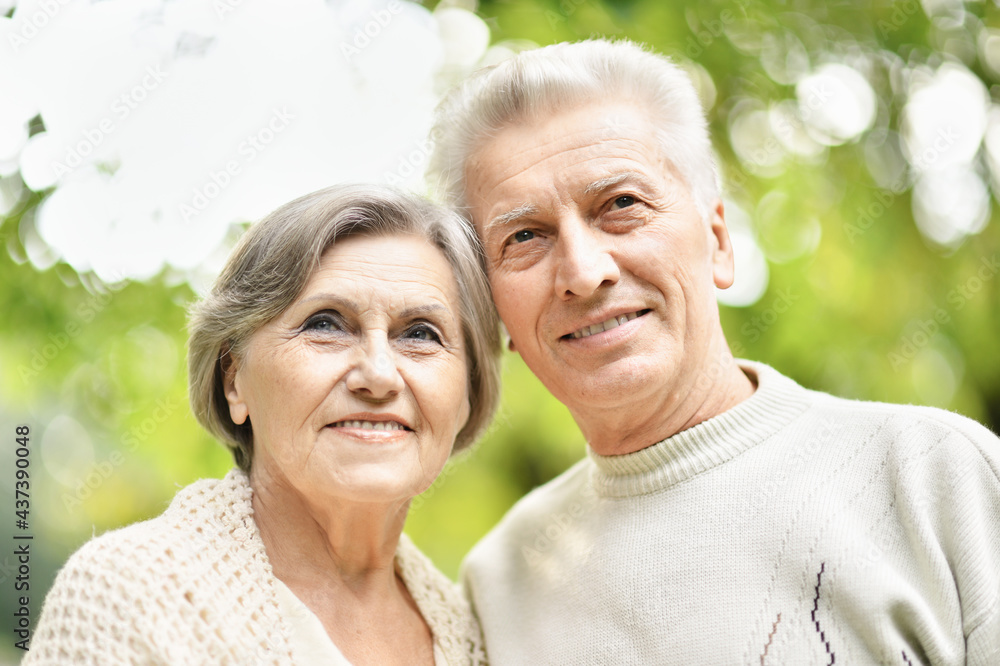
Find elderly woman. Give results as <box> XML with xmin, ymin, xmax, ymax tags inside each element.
<box><xmin>25</xmin><ymin>185</ymin><xmax>501</xmax><ymax>665</ymax></box>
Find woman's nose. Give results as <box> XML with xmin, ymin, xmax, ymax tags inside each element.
<box><xmin>345</xmin><ymin>336</ymin><xmax>404</xmax><ymax>400</ymax></box>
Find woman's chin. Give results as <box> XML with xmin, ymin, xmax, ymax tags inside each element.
<box><xmin>310</xmin><ymin>466</ymin><xmax>439</xmax><ymax>507</ymax></box>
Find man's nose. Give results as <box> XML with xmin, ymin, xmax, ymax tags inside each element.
<box><xmin>345</xmin><ymin>335</ymin><xmax>404</xmax><ymax>400</ymax></box>
<box><xmin>553</xmin><ymin>219</ymin><xmax>620</xmax><ymax>300</ymax></box>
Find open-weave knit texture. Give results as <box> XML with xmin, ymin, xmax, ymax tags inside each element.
<box><xmin>464</xmin><ymin>361</ymin><xmax>1000</xmax><ymax>665</ymax></box>
<box><xmin>25</xmin><ymin>469</ymin><xmax>486</xmax><ymax>665</ymax></box>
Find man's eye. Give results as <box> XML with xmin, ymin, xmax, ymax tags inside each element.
<box><xmin>405</xmin><ymin>324</ymin><xmax>442</xmax><ymax>343</ymax></box>
<box><xmin>611</xmin><ymin>195</ymin><xmax>636</xmax><ymax>210</ymax></box>
<box><xmin>512</xmin><ymin>229</ymin><xmax>535</xmax><ymax>243</ymax></box>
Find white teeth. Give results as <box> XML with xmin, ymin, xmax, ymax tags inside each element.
<box><xmin>331</xmin><ymin>420</ymin><xmax>405</xmax><ymax>431</ymax></box>
<box><xmin>570</xmin><ymin>311</ymin><xmax>641</xmax><ymax>339</ymax></box>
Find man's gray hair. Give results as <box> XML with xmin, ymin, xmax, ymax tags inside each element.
<box><xmin>427</xmin><ymin>38</ymin><xmax>719</xmax><ymax>221</ymax></box>
<box><xmin>187</xmin><ymin>184</ymin><xmax>502</xmax><ymax>472</ymax></box>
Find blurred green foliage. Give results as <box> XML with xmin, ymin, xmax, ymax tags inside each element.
<box><xmin>2</xmin><ymin>0</ymin><xmax>1000</xmax><ymax>661</ymax></box>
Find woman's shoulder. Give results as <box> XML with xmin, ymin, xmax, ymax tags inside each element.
<box><xmin>67</xmin><ymin>468</ymin><xmax>254</xmax><ymax>569</ymax></box>
<box><xmin>395</xmin><ymin>533</ymin><xmax>460</xmax><ymax>603</ymax></box>
<box><xmin>25</xmin><ymin>469</ymin><xmax>291</xmax><ymax>665</ymax></box>
<box><xmin>396</xmin><ymin>534</ymin><xmax>487</xmax><ymax>665</ymax></box>
<box><xmin>40</xmin><ymin>469</ymin><xmax>252</xmax><ymax>611</ymax></box>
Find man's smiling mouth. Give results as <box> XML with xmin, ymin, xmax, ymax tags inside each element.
<box><xmin>566</xmin><ymin>309</ymin><xmax>650</xmax><ymax>339</ymax></box>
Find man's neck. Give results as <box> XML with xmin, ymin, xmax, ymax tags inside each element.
<box><xmin>578</xmin><ymin>351</ymin><xmax>756</xmax><ymax>457</ymax></box>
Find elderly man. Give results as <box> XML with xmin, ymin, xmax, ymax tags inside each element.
<box><xmin>428</xmin><ymin>40</ymin><xmax>1000</xmax><ymax>665</ymax></box>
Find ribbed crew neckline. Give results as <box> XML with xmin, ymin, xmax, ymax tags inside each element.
<box><xmin>587</xmin><ymin>361</ymin><xmax>812</xmax><ymax>497</ymax></box>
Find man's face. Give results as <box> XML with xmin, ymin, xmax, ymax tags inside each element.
<box><xmin>464</xmin><ymin>101</ymin><xmax>735</xmax><ymax>432</ymax></box>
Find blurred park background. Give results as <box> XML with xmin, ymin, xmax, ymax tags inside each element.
<box><xmin>1</xmin><ymin>0</ymin><xmax>999</xmax><ymax>660</ymax></box>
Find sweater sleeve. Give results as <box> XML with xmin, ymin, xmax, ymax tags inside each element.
<box><xmin>22</xmin><ymin>537</ymin><xmax>163</xmax><ymax>665</ymax></box>
<box><xmin>932</xmin><ymin>414</ymin><xmax>1000</xmax><ymax>665</ymax></box>
<box><xmin>967</xmin><ymin>620</ymin><xmax>1000</xmax><ymax>666</ymax></box>
<box><xmin>962</xmin><ymin>450</ymin><xmax>1000</xmax><ymax>665</ymax></box>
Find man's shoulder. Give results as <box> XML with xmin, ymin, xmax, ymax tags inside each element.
<box><xmin>751</xmin><ymin>360</ymin><xmax>998</xmax><ymax>445</ymax></box>
<box><xmin>793</xmin><ymin>382</ymin><xmax>1000</xmax><ymax>479</ymax></box>
<box><xmin>813</xmin><ymin>385</ymin><xmax>996</xmax><ymax>440</ymax></box>
<box><xmin>496</xmin><ymin>455</ymin><xmax>593</xmax><ymax>523</ymax></box>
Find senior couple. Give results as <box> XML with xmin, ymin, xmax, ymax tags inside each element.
<box><xmin>27</xmin><ymin>40</ymin><xmax>1000</xmax><ymax>665</ymax></box>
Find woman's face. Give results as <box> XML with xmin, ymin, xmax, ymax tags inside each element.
<box><xmin>224</xmin><ymin>233</ymin><xmax>471</xmax><ymax>506</ymax></box>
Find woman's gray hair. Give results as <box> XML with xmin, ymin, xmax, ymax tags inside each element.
<box><xmin>187</xmin><ymin>184</ymin><xmax>502</xmax><ymax>472</ymax></box>
<box><xmin>427</xmin><ymin>38</ymin><xmax>719</xmax><ymax>221</ymax></box>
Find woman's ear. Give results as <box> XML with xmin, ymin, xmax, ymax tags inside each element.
<box><xmin>221</xmin><ymin>346</ymin><xmax>249</xmax><ymax>425</ymax></box>
<box><xmin>501</xmin><ymin>322</ymin><xmax>517</xmax><ymax>353</ymax></box>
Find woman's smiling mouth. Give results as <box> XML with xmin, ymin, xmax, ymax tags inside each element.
<box><xmin>328</xmin><ymin>420</ymin><xmax>411</xmax><ymax>432</ymax></box>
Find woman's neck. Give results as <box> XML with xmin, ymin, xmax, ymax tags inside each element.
<box><xmin>249</xmin><ymin>464</ymin><xmax>408</xmax><ymax>594</ymax></box>
<box><xmin>249</xmin><ymin>463</ymin><xmax>436</xmax><ymax>665</ymax></box>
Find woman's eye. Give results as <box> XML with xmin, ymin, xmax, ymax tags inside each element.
<box><xmin>304</xmin><ymin>313</ymin><xmax>341</xmax><ymax>332</ymax></box>
<box><xmin>512</xmin><ymin>229</ymin><xmax>535</xmax><ymax>243</ymax></box>
<box><xmin>405</xmin><ymin>324</ymin><xmax>442</xmax><ymax>343</ymax></box>
<box><xmin>611</xmin><ymin>195</ymin><xmax>636</xmax><ymax>210</ymax></box>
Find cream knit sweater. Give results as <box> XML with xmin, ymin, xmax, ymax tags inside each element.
<box><xmin>25</xmin><ymin>469</ymin><xmax>486</xmax><ymax>665</ymax></box>
<box><xmin>463</xmin><ymin>361</ymin><xmax>1000</xmax><ymax>665</ymax></box>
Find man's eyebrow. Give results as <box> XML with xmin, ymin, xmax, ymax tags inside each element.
<box><xmin>485</xmin><ymin>204</ymin><xmax>539</xmax><ymax>234</ymax></box>
<box><xmin>584</xmin><ymin>171</ymin><xmax>647</xmax><ymax>195</ymax></box>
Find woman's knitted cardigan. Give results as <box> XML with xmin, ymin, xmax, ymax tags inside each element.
<box><xmin>23</xmin><ymin>469</ymin><xmax>487</xmax><ymax>665</ymax></box>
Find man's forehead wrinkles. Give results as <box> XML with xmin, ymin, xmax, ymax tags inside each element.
<box><xmin>480</xmin><ymin>158</ymin><xmax>658</xmax><ymax>232</ymax></box>
<box><xmin>492</xmin><ymin>152</ymin><xmax>654</xmax><ymax>201</ymax></box>
<box><xmin>521</xmin><ymin>133</ymin><xmax>653</xmax><ymax>161</ymax></box>
<box><xmin>490</xmin><ymin>117</ymin><xmax>655</xmax><ymax>163</ymax></box>
<box><xmin>478</xmin><ymin>152</ymin><xmax>585</xmax><ymax>209</ymax></box>
<box><xmin>478</xmin><ymin>118</ymin><xmax>658</xmax><ymax>182</ymax></box>
<box><xmin>508</xmin><ymin>115</ymin><xmax>635</xmax><ymax>145</ymax></box>
<box><xmin>470</xmin><ymin>109</ymin><xmax>667</xmax><ymax>232</ymax></box>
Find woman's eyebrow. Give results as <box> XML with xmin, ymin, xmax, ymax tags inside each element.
<box><xmin>296</xmin><ymin>294</ymin><xmax>359</xmax><ymax>311</ymax></box>
<box><xmin>294</xmin><ymin>295</ymin><xmax>450</xmax><ymax>320</ymax></box>
<box><xmin>399</xmin><ymin>304</ymin><xmax>449</xmax><ymax>319</ymax></box>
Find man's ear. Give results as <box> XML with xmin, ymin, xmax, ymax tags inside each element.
<box><xmin>221</xmin><ymin>346</ymin><xmax>249</xmax><ymax>425</ymax></box>
<box><xmin>708</xmin><ymin>200</ymin><xmax>736</xmax><ymax>289</ymax></box>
